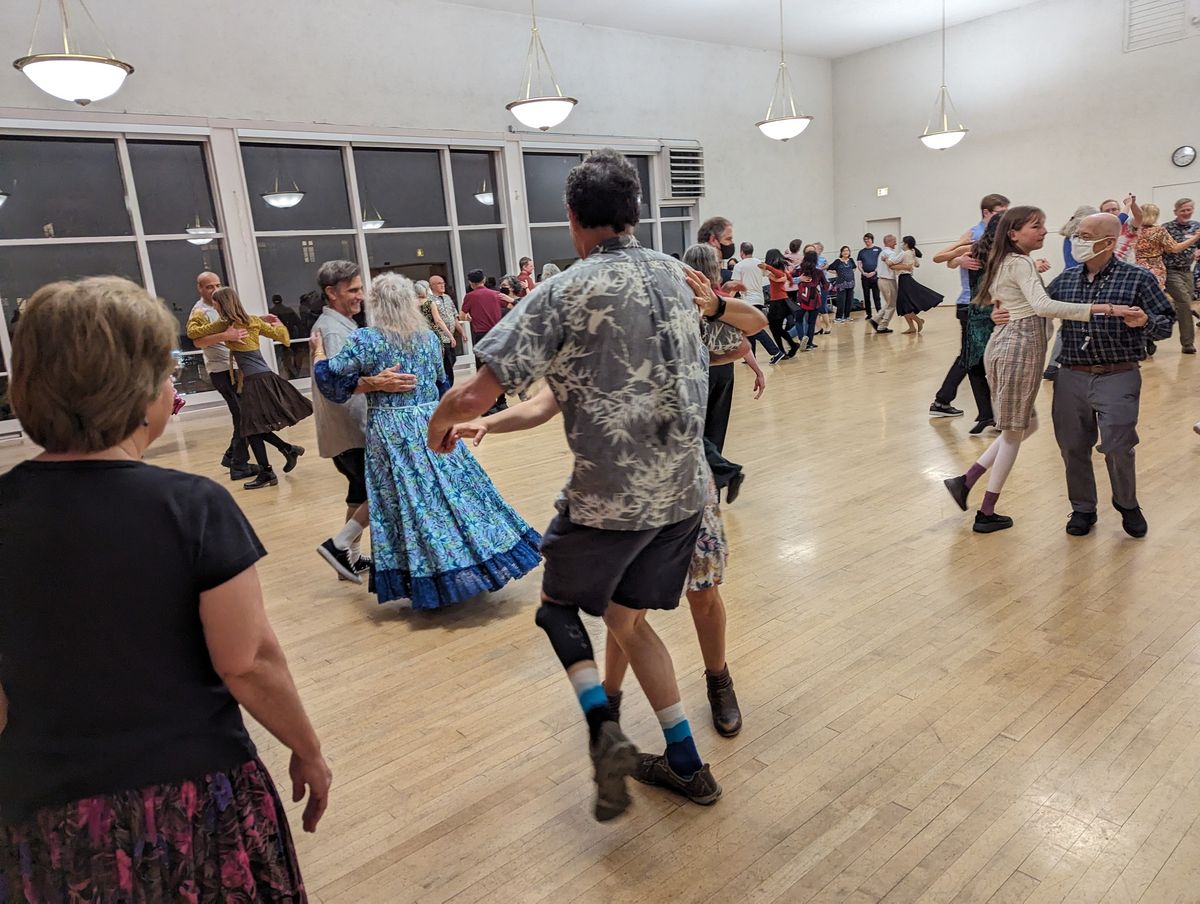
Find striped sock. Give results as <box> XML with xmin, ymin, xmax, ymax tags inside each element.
<box><xmin>656</xmin><ymin>702</ymin><xmax>702</xmax><ymax>778</ymax></box>
<box><xmin>569</xmin><ymin>667</ymin><xmax>612</xmax><ymax>743</ymax></box>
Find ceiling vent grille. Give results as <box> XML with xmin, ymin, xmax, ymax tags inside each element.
<box><xmin>665</xmin><ymin>146</ymin><xmax>704</xmax><ymax>199</ymax></box>
<box><xmin>1124</xmin><ymin>0</ymin><xmax>1187</xmax><ymax>52</ymax></box>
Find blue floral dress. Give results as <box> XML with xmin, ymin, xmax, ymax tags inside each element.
<box><xmin>315</xmin><ymin>327</ymin><xmax>541</xmax><ymax>609</ymax></box>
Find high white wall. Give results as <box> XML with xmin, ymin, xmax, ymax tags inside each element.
<box><xmin>833</xmin><ymin>0</ymin><xmax>1200</xmax><ymax>301</ymax></box>
<box><xmin>0</xmin><ymin>0</ymin><xmax>835</xmax><ymax>251</ymax></box>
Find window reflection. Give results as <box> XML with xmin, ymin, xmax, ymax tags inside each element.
<box><xmin>353</xmin><ymin>148</ymin><xmax>446</xmax><ymax>229</ymax></box>
<box><xmin>128</xmin><ymin>141</ymin><xmax>218</xmax><ymax>236</ymax></box>
<box><xmin>241</xmin><ymin>143</ymin><xmax>352</xmax><ymax>232</ymax></box>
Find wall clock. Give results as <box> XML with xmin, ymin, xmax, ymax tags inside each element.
<box><xmin>1172</xmin><ymin>145</ymin><xmax>1196</xmax><ymax>167</ymax></box>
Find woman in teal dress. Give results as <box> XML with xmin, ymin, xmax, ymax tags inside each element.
<box><xmin>309</xmin><ymin>272</ymin><xmax>541</xmax><ymax>610</ymax></box>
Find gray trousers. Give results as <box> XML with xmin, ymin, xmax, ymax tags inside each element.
<box><xmin>877</xmin><ymin>278</ymin><xmax>897</xmax><ymax>327</ymax></box>
<box><xmin>1051</xmin><ymin>366</ymin><xmax>1141</xmax><ymax>514</ymax></box>
<box><xmin>1165</xmin><ymin>269</ymin><xmax>1195</xmax><ymax>349</ymax></box>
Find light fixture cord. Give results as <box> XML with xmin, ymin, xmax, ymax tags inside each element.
<box><xmin>941</xmin><ymin>0</ymin><xmax>947</xmax><ymax>86</ymax></box>
<box><xmin>766</xmin><ymin>0</ymin><xmax>798</xmax><ymax>120</ymax></box>
<box><xmin>520</xmin><ymin>0</ymin><xmax>566</xmax><ymax>100</ymax></box>
<box><xmin>76</xmin><ymin>0</ymin><xmax>120</xmax><ymax>59</ymax></box>
<box><xmin>27</xmin><ymin>0</ymin><xmax>45</xmax><ymax>56</ymax></box>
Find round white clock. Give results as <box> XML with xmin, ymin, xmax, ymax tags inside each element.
<box><xmin>1172</xmin><ymin>145</ymin><xmax>1196</xmax><ymax>167</ymax></box>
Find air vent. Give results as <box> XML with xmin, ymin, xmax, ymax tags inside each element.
<box><xmin>665</xmin><ymin>146</ymin><xmax>704</xmax><ymax>200</ymax></box>
<box><xmin>1124</xmin><ymin>0</ymin><xmax>1187</xmax><ymax>51</ymax></box>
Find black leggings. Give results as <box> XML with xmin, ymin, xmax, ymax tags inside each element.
<box><xmin>768</xmin><ymin>299</ymin><xmax>800</xmax><ymax>352</ymax></box>
<box><xmin>247</xmin><ymin>432</ymin><xmax>291</xmax><ymax>470</ymax></box>
<box><xmin>835</xmin><ymin>287</ymin><xmax>854</xmax><ymax>320</ymax></box>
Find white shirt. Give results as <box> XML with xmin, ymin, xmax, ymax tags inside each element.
<box><xmin>877</xmin><ymin>247</ymin><xmax>898</xmax><ymax>280</ymax></box>
<box><xmin>190</xmin><ymin>299</ymin><xmax>231</xmax><ymax>374</ymax></box>
<box><xmin>731</xmin><ymin>257</ymin><xmax>765</xmax><ymax>305</ymax></box>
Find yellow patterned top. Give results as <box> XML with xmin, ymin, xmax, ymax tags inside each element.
<box><xmin>186</xmin><ymin>310</ymin><xmax>292</xmax><ymax>350</ymax></box>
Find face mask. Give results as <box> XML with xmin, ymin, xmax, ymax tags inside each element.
<box><xmin>1071</xmin><ymin>236</ymin><xmax>1109</xmax><ymax>263</ymax></box>
<box><xmin>719</xmin><ymin>241</ymin><xmax>736</xmax><ymax>259</ymax></box>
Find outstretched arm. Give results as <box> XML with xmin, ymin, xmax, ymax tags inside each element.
<box><xmin>448</xmin><ymin>385</ymin><xmax>561</xmax><ymax>446</ymax></box>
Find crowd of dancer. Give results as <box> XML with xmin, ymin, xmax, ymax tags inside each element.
<box><xmin>2</xmin><ymin>148</ymin><xmax>1199</xmax><ymax>901</ymax></box>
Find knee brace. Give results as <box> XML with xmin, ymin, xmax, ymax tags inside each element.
<box><xmin>535</xmin><ymin>601</ymin><xmax>595</xmax><ymax>670</ymax></box>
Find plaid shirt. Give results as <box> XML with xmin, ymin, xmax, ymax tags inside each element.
<box><xmin>1162</xmin><ymin>219</ymin><xmax>1200</xmax><ymax>270</ymax></box>
<box><xmin>1047</xmin><ymin>258</ymin><xmax>1175</xmax><ymax>366</ymax></box>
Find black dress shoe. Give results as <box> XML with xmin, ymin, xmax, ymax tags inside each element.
<box><xmin>1113</xmin><ymin>501</ymin><xmax>1147</xmax><ymax>538</ymax></box>
<box><xmin>1065</xmin><ymin>511</ymin><xmax>1098</xmax><ymax>536</ymax></box>
<box><xmin>725</xmin><ymin>471</ymin><xmax>745</xmax><ymax>505</ymax></box>
<box><xmin>973</xmin><ymin>511</ymin><xmax>1014</xmax><ymax>533</ymax></box>
<box><xmin>282</xmin><ymin>444</ymin><xmax>305</xmax><ymax>473</ymax></box>
<box><xmin>943</xmin><ymin>475</ymin><xmax>970</xmax><ymax>511</ymax></box>
<box><xmin>968</xmin><ymin>418</ymin><xmax>995</xmax><ymax>436</ymax></box>
<box><xmin>229</xmin><ymin>465</ymin><xmax>261</xmax><ymax>481</ymax></box>
<box><xmin>221</xmin><ymin>452</ymin><xmax>234</xmax><ymax>469</ymax></box>
<box><xmin>244</xmin><ymin>468</ymin><xmax>278</xmax><ymax>490</ymax></box>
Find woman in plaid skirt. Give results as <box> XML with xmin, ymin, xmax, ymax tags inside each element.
<box><xmin>943</xmin><ymin>206</ymin><xmax>1135</xmax><ymax>533</ymax></box>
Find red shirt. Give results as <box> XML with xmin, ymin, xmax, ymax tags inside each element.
<box><xmin>761</xmin><ymin>264</ymin><xmax>789</xmax><ymax>302</ymax></box>
<box><xmin>461</xmin><ymin>287</ymin><xmax>506</xmax><ymax>335</ymax></box>
<box><xmin>517</xmin><ymin>272</ymin><xmax>536</xmax><ymax>294</ymax></box>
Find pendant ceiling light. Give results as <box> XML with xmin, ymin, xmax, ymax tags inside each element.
<box><xmin>185</xmin><ymin>214</ymin><xmax>216</xmax><ymax>246</ymax></box>
<box><xmin>361</xmin><ymin>205</ymin><xmax>385</xmax><ymax>229</ymax></box>
<box><xmin>506</xmin><ymin>0</ymin><xmax>577</xmax><ymax>131</ymax></box>
<box><xmin>0</xmin><ymin>191</ymin><xmax>8</xmax><ymax>209</ymax></box>
<box><xmin>919</xmin><ymin>0</ymin><xmax>968</xmax><ymax>150</ymax></box>
<box><xmin>756</xmin><ymin>0</ymin><xmax>812</xmax><ymax>142</ymax></box>
<box><xmin>261</xmin><ymin>175</ymin><xmax>305</xmax><ymax>209</ymax></box>
<box><xmin>474</xmin><ymin>181</ymin><xmax>495</xmax><ymax>206</ymax></box>
<box><xmin>13</xmin><ymin>0</ymin><xmax>133</xmax><ymax>106</ymax></box>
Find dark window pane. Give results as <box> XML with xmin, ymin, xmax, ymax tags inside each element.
<box><xmin>0</xmin><ymin>136</ymin><xmax>131</xmax><ymax>239</ymax></box>
<box><xmin>458</xmin><ymin>229</ymin><xmax>507</xmax><ymax>289</ymax></box>
<box><xmin>0</xmin><ymin>243</ymin><xmax>142</xmax><ymax>331</ymax></box>
<box><xmin>530</xmin><ymin>226</ymin><xmax>578</xmax><ymax>272</ymax></box>
<box><xmin>257</xmin><ymin>235</ymin><xmax>359</xmax><ymax>339</ymax></box>
<box><xmin>175</xmin><ymin>353</ymin><xmax>212</xmax><ymax>395</ymax></box>
<box><xmin>660</xmin><ymin>206</ymin><xmax>690</xmax><ymax>218</ymax></box>
<box><xmin>273</xmin><ymin>341</ymin><xmax>310</xmax><ymax>380</ymax></box>
<box><xmin>146</xmin><ymin>240</ymin><xmax>228</xmax><ymax>357</ymax></box>
<box><xmin>0</xmin><ymin>375</ymin><xmax>11</xmax><ymax>423</ymax></box>
<box><xmin>128</xmin><ymin>141</ymin><xmax>218</xmax><ymax>236</ymax></box>
<box><xmin>523</xmin><ymin>153</ymin><xmax>582</xmax><ymax>224</ymax></box>
<box><xmin>353</xmin><ymin>148</ymin><xmax>447</xmax><ymax>228</ymax></box>
<box><xmin>241</xmin><ymin>143</ymin><xmax>352</xmax><ymax>231</ymax></box>
<box><xmin>632</xmin><ymin>156</ymin><xmax>652</xmax><ymax>219</ymax></box>
<box><xmin>451</xmin><ymin>151</ymin><xmax>502</xmax><ymax>226</ymax></box>
<box><xmin>661</xmin><ymin>220</ymin><xmax>689</xmax><ymax>259</ymax></box>
<box><xmin>366</xmin><ymin>231</ymin><xmax>454</xmax><ymax>288</ymax></box>
<box><xmin>635</xmin><ymin>222</ymin><xmax>655</xmax><ymax>250</ymax></box>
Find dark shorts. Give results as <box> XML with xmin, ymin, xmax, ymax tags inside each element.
<box><xmin>541</xmin><ymin>509</ymin><xmax>703</xmax><ymax>617</ymax></box>
<box><xmin>331</xmin><ymin>447</ymin><xmax>367</xmax><ymax>506</ymax></box>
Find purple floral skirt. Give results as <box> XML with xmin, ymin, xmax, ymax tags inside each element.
<box><xmin>0</xmin><ymin>759</ymin><xmax>306</xmax><ymax>903</ymax></box>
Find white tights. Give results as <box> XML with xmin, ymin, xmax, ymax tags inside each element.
<box><xmin>975</xmin><ymin>414</ymin><xmax>1038</xmax><ymax>495</ymax></box>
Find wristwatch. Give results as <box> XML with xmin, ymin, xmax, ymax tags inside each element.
<box><xmin>705</xmin><ymin>296</ymin><xmax>728</xmax><ymax>322</ymax></box>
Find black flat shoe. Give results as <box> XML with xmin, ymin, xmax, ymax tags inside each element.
<box><xmin>973</xmin><ymin>511</ymin><xmax>1013</xmax><ymax>533</ymax></box>
<box><xmin>244</xmin><ymin>469</ymin><xmax>278</xmax><ymax>490</ymax></box>
<box><xmin>943</xmin><ymin>475</ymin><xmax>970</xmax><ymax>511</ymax></box>
<box><xmin>1113</xmin><ymin>501</ymin><xmax>1147</xmax><ymax>538</ymax></box>
<box><xmin>229</xmin><ymin>465</ymin><xmax>261</xmax><ymax>481</ymax></box>
<box><xmin>1065</xmin><ymin>511</ymin><xmax>1098</xmax><ymax>536</ymax></box>
<box><xmin>283</xmin><ymin>444</ymin><xmax>305</xmax><ymax>473</ymax></box>
<box><xmin>968</xmin><ymin>418</ymin><xmax>995</xmax><ymax>436</ymax></box>
<box><xmin>220</xmin><ymin>452</ymin><xmax>234</xmax><ymax>469</ymax></box>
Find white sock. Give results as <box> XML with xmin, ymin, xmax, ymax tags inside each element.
<box><xmin>333</xmin><ymin>519</ymin><xmax>364</xmax><ymax>551</ymax></box>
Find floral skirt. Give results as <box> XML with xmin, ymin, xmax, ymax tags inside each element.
<box><xmin>0</xmin><ymin>759</ymin><xmax>306</xmax><ymax>904</ymax></box>
<box><xmin>687</xmin><ymin>476</ymin><xmax>726</xmax><ymax>593</ymax></box>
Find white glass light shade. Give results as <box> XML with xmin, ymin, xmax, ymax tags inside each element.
<box><xmin>757</xmin><ymin>115</ymin><xmax>813</xmax><ymax>142</ymax></box>
<box><xmin>919</xmin><ymin>85</ymin><xmax>968</xmax><ymax>151</ymax></box>
<box><xmin>0</xmin><ymin>191</ymin><xmax>8</xmax><ymax>209</ymax></box>
<box><xmin>506</xmin><ymin>97</ymin><xmax>576</xmax><ymax>131</ymax></box>
<box><xmin>919</xmin><ymin>129</ymin><xmax>968</xmax><ymax>150</ymax></box>
<box><xmin>13</xmin><ymin>54</ymin><xmax>132</xmax><ymax>106</ymax></box>
<box><xmin>474</xmin><ymin>191</ymin><xmax>495</xmax><ymax>206</ymax></box>
<box><xmin>261</xmin><ymin>190</ymin><xmax>305</xmax><ymax>209</ymax></box>
<box><xmin>362</xmin><ymin>218</ymin><xmax>385</xmax><ymax>230</ymax></box>
<box><xmin>185</xmin><ymin>224</ymin><xmax>216</xmax><ymax>246</ymax></box>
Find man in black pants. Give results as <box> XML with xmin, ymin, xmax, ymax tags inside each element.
<box><xmin>698</xmin><ymin>215</ymin><xmax>746</xmax><ymax>503</ymax></box>
<box><xmin>189</xmin><ymin>271</ymin><xmax>256</xmax><ymax>480</ymax></box>
<box><xmin>856</xmin><ymin>233</ymin><xmax>882</xmax><ymax>318</ymax></box>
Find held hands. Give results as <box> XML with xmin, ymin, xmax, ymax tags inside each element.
<box><xmin>1122</xmin><ymin>307</ymin><xmax>1149</xmax><ymax>328</ymax></box>
<box><xmin>289</xmin><ymin>751</ymin><xmax>332</xmax><ymax>833</ymax></box>
<box><xmin>448</xmin><ymin>419</ymin><xmax>490</xmax><ymax>447</ymax></box>
<box><xmin>308</xmin><ymin>331</ymin><xmax>325</xmax><ymax>358</ymax></box>
<box><xmin>684</xmin><ymin>267</ymin><xmax>720</xmax><ymax>317</ymax></box>
<box><xmin>991</xmin><ymin>300</ymin><xmax>1012</xmax><ymax>325</ymax></box>
<box><xmin>1035</xmin><ymin>258</ymin><xmax>1052</xmax><ymax>273</ymax></box>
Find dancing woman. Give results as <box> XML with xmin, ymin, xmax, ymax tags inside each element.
<box><xmin>309</xmin><ymin>272</ymin><xmax>541</xmax><ymax>609</ymax></box>
<box><xmin>760</xmin><ymin>248</ymin><xmax>801</xmax><ymax>357</ymax></box>
<box><xmin>892</xmin><ymin>236</ymin><xmax>943</xmax><ymax>334</ymax></box>
<box><xmin>943</xmin><ymin>206</ymin><xmax>1134</xmax><ymax>533</ymax></box>
<box><xmin>187</xmin><ymin>287</ymin><xmax>311</xmax><ymax>489</ymax></box>
<box><xmin>794</xmin><ymin>250</ymin><xmax>827</xmax><ymax>350</ymax></box>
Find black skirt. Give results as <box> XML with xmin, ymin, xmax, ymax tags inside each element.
<box><xmin>895</xmin><ymin>273</ymin><xmax>944</xmax><ymax>315</ymax></box>
<box><xmin>238</xmin><ymin>371</ymin><xmax>313</xmax><ymax>436</ymax></box>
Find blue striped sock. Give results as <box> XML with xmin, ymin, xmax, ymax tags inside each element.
<box><xmin>657</xmin><ymin>703</ymin><xmax>702</xmax><ymax>778</ymax></box>
<box><xmin>569</xmin><ymin>667</ymin><xmax>608</xmax><ymax>714</ymax></box>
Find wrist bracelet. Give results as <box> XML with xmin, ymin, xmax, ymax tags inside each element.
<box><xmin>705</xmin><ymin>296</ymin><xmax>728</xmax><ymax>322</ymax></box>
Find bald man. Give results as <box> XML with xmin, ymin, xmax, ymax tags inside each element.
<box><xmin>188</xmin><ymin>272</ymin><xmax>255</xmax><ymax>479</ymax></box>
<box><xmin>1041</xmin><ymin>213</ymin><xmax>1173</xmax><ymax>537</ymax></box>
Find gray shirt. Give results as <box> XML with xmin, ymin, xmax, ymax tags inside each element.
<box><xmin>190</xmin><ymin>299</ymin><xmax>231</xmax><ymax>374</ymax></box>
<box><xmin>311</xmin><ymin>307</ymin><xmax>367</xmax><ymax>458</ymax></box>
<box><xmin>476</xmin><ymin>234</ymin><xmax>708</xmax><ymax>531</ymax></box>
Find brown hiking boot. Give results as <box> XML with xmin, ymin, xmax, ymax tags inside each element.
<box><xmin>706</xmin><ymin>665</ymin><xmax>742</xmax><ymax>737</ymax></box>
<box><xmin>633</xmin><ymin>754</ymin><xmax>722</xmax><ymax>805</ymax></box>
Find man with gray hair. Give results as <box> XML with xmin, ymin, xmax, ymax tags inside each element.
<box><xmin>1162</xmin><ymin>198</ymin><xmax>1199</xmax><ymax>354</ymax></box>
<box><xmin>312</xmin><ymin>260</ymin><xmax>416</xmax><ymax>582</ymax></box>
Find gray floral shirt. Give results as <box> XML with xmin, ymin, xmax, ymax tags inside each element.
<box><xmin>476</xmin><ymin>234</ymin><xmax>709</xmax><ymax>531</ymax></box>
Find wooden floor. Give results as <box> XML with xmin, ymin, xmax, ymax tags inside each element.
<box><xmin>5</xmin><ymin>308</ymin><xmax>1200</xmax><ymax>903</ymax></box>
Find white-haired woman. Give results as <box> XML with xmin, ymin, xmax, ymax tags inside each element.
<box><xmin>1059</xmin><ymin>205</ymin><xmax>1098</xmax><ymax>268</ymax></box>
<box><xmin>308</xmin><ymin>273</ymin><xmax>540</xmax><ymax>610</ymax></box>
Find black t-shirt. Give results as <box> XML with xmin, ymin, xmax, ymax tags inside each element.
<box><xmin>0</xmin><ymin>460</ymin><xmax>265</xmax><ymax>824</ymax></box>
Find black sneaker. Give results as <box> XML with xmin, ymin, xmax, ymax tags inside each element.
<box><xmin>243</xmin><ymin>468</ymin><xmax>278</xmax><ymax>490</ymax></box>
<box><xmin>633</xmin><ymin>754</ymin><xmax>722</xmax><ymax>805</ymax></box>
<box><xmin>590</xmin><ymin>720</ymin><xmax>640</xmax><ymax>822</ymax></box>
<box><xmin>867</xmin><ymin>317</ymin><xmax>878</xmax><ymax>329</ymax></box>
<box><xmin>876</xmin><ymin>327</ymin><xmax>894</xmax><ymax>334</ymax></box>
<box><xmin>1113</xmin><ymin>501</ymin><xmax>1147</xmax><ymax>538</ymax></box>
<box><xmin>352</xmin><ymin>554</ymin><xmax>372</xmax><ymax>574</ymax></box>
<box><xmin>229</xmin><ymin>465</ymin><xmax>261</xmax><ymax>481</ymax></box>
<box><xmin>973</xmin><ymin>511</ymin><xmax>1014</xmax><ymax>533</ymax></box>
<box><xmin>784</xmin><ymin>347</ymin><xmax>799</xmax><ymax>359</ymax></box>
<box><xmin>930</xmin><ymin>402</ymin><xmax>964</xmax><ymax>418</ymax></box>
<box><xmin>943</xmin><ymin>475</ymin><xmax>970</xmax><ymax>512</ymax></box>
<box><xmin>725</xmin><ymin>471</ymin><xmax>745</xmax><ymax>505</ymax></box>
<box><xmin>1065</xmin><ymin>511</ymin><xmax>1098</xmax><ymax>536</ymax></box>
<box><xmin>968</xmin><ymin>418</ymin><xmax>995</xmax><ymax>436</ymax></box>
<box><xmin>317</xmin><ymin>538</ymin><xmax>361</xmax><ymax>582</ymax></box>
<box><xmin>769</xmin><ymin>351</ymin><xmax>786</xmax><ymax>365</ymax></box>
<box><xmin>283</xmin><ymin>444</ymin><xmax>305</xmax><ymax>473</ymax></box>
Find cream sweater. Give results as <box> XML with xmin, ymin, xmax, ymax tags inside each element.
<box><xmin>989</xmin><ymin>254</ymin><xmax>1092</xmax><ymax>323</ymax></box>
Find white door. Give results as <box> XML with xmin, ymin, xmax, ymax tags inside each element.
<box><xmin>865</xmin><ymin>217</ymin><xmax>902</xmax><ymax>244</ymax></box>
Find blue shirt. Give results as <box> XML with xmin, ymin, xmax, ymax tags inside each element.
<box><xmin>957</xmin><ymin>221</ymin><xmax>987</xmax><ymax>305</ymax></box>
<box><xmin>857</xmin><ymin>246</ymin><xmax>882</xmax><ymax>274</ymax></box>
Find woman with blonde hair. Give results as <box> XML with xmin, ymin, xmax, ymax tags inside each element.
<box><xmin>187</xmin><ymin>286</ymin><xmax>311</xmax><ymax>488</ymax></box>
<box><xmin>944</xmin><ymin>207</ymin><xmax>1134</xmax><ymax>532</ymax></box>
<box><xmin>2</xmin><ymin>277</ymin><xmax>326</xmax><ymax>901</ymax></box>
<box><xmin>1133</xmin><ymin>202</ymin><xmax>1200</xmax><ymax>290</ymax></box>
<box><xmin>309</xmin><ymin>272</ymin><xmax>540</xmax><ymax>610</ymax></box>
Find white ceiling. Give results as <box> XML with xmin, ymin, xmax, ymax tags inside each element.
<box><xmin>443</xmin><ymin>0</ymin><xmax>1048</xmax><ymax>59</ymax></box>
